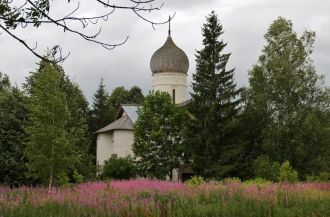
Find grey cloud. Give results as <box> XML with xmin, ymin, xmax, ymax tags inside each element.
<box><xmin>0</xmin><ymin>0</ymin><xmax>329</xmax><ymax>102</ymax></box>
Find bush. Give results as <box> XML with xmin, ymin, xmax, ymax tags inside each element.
<box><xmin>185</xmin><ymin>176</ymin><xmax>205</xmax><ymax>187</ymax></box>
<box><xmin>278</xmin><ymin>160</ymin><xmax>298</xmax><ymax>183</ymax></box>
<box><xmin>244</xmin><ymin>177</ymin><xmax>271</xmax><ymax>185</ymax></box>
<box><xmin>252</xmin><ymin>155</ymin><xmax>280</xmax><ymax>182</ymax></box>
<box><xmin>72</xmin><ymin>170</ymin><xmax>84</xmax><ymax>183</ymax></box>
<box><xmin>221</xmin><ymin>177</ymin><xmax>241</xmax><ymax>184</ymax></box>
<box><xmin>306</xmin><ymin>172</ymin><xmax>330</xmax><ymax>182</ymax></box>
<box><xmin>101</xmin><ymin>154</ymin><xmax>137</xmax><ymax>180</ymax></box>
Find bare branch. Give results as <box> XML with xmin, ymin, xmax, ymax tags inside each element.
<box><xmin>0</xmin><ymin>23</ymin><xmax>67</xmax><ymax>63</ymax></box>
<box><xmin>0</xmin><ymin>0</ymin><xmax>171</xmax><ymax>62</ymax></box>
<box><xmin>26</xmin><ymin>0</ymin><xmax>127</xmax><ymax>49</ymax></box>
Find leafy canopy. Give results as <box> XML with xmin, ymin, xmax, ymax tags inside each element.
<box><xmin>133</xmin><ymin>91</ymin><xmax>188</xmax><ymax>180</ymax></box>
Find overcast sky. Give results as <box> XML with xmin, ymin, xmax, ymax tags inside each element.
<box><xmin>1</xmin><ymin>0</ymin><xmax>329</xmax><ymax>102</ymax></box>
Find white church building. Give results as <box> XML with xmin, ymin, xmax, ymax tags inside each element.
<box><xmin>96</xmin><ymin>27</ymin><xmax>191</xmax><ymax>181</ymax></box>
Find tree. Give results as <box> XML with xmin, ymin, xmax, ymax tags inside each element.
<box><xmin>243</xmin><ymin>17</ymin><xmax>330</xmax><ymax>177</ymax></box>
<box><xmin>0</xmin><ymin>74</ymin><xmax>28</xmax><ymax>186</ymax></box>
<box><xmin>89</xmin><ymin>79</ymin><xmax>115</xmax><ymax>162</ymax></box>
<box><xmin>0</xmin><ymin>72</ymin><xmax>10</xmax><ymax>91</ymax></box>
<box><xmin>90</xmin><ymin>79</ymin><xmax>114</xmax><ymax>131</ymax></box>
<box><xmin>24</xmin><ymin>59</ymin><xmax>74</xmax><ymax>187</ymax></box>
<box><xmin>101</xmin><ymin>154</ymin><xmax>137</xmax><ymax>180</ymax></box>
<box><xmin>0</xmin><ymin>0</ymin><xmax>170</xmax><ymax>62</ymax></box>
<box><xmin>128</xmin><ymin>86</ymin><xmax>144</xmax><ymax>105</ymax></box>
<box><xmin>133</xmin><ymin>91</ymin><xmax>188</xmax><ymax>180</ymax></box>
<box><xmin>107</xmin><ymin>85</ymin><xmax>144</xmax><ymax>120</ymax></box>
<box><xmin>61</xmin><ymin>75</ymin><xmax>95</xmax><ymax>180</ymax></box>
<box><xmin>108</xmin><ymin>86</ymin><xmax>130</xmax><ymax>115</ymax></box>
<box><xmin>188</xmin><ymin>11</ymin><xmax>242</xmax><ymax>179</ymax></box>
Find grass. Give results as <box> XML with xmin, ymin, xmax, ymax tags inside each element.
<box><xmin>0</xmin><ymin>180</ymin><xmax>329</xmax><ymax>217</ymax></box>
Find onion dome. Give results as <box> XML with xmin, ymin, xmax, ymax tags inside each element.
<box><xmin>150</xmin><ymin>28</ymin><xmax>189</xmax><ymax>74</ymax></box>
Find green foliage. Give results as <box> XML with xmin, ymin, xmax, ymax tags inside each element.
<box><xmin>72</xmin><ymin>170</ymin><xmax>84</xmax><ymax>183</ymax></box>
<box><xmin>185</xmin><ymin>176</ymin><xmax>205</xmax><ymax>187</ymax></box>
<box><xmin>2</xmin><ymin>182</ymin><xmax>330</xmax><ymax>217</ymax></box>
<box><xmin>242</xmin><ymin>17</ymin><xmax>330</xmax><ymax>178</ymax></box>
<box><xmin>306</xmin><ymin>172</ymin><xmax>330</xmax><ymax>182</ymax></box>
<box><xmin>61</xmin><ymin>75</ymin><xmax>95</xmax><ymax>181</ymax></box>
<box><xmin>56</xmin><ymin>173</ymin><xmax>70</xmax><ymax>186</ymax></box>
<box><xmin>188</xmin><ymin>11</ymin><xmax>242</xmax><ymax>179</ymax></box>
<box><xmin>0</xmin><ymin>0</ymin><xmax>51</xmax><ymax>29</ymax></box>
<box><xmin>24</xmin><ymin>60</ymin><xmax>74</xmax><ymax>187</ymax></box>
<box><xmin>278</xmin><ymin>161</ymin><xmax>298</xmax><ymax>183</ymax></box>
<box><xmin>243</xmin><ymin>177</ymin><xmax>271</xmax><ymax>185</ymax></box>
<box><xmin>252</xmin><ymin>155</ymin><xmax>280</xmax><ymax>182</ymax></box>
<box><xmin>221</xmin><ymin>177</ymin><xmax>241</xmax><ymax>184</ymax></box>
<box><xmin>101</xmin><ymin>154</ymin><xmax>137</xmax><ymax>180</ymax></box>
<box><xmin>0</xmin><ymin>72</ymin><xmax>10</xmax><ymax>91</ymax></box>
<box><xmin>133</xmin><ymin>91</ymin><xmax>188</xmax><ymax>180</ymax></box>
<box><xmin>128</xmin><ymin>85</ymin><xmax>144</xmax><ymax>105</ymax></box>
<box><xmin>0</xmin><ymin>74</ymin><xmax>28</xmax><ymax>186</ymax></box>
<box><xmin>90</xmin><ymin>79</ymin><xmax>115</xmax><ymax>132</ymax></box>
<box><xmin>108</xmin><ymin>86</ymin><xmax>130</xmax><ymax>111</ymax></box>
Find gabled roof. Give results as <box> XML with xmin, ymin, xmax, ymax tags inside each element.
<box><xmin>117</xmin><ymin>105</ymin><xmax>139</xmax><ymax>123</ymax></box>
<box><xmin>96</xmin><ymin>115</ymin><xmax>133</xmax><ymax>133</ymax></box>
<box><xmin>96</xmin><ymin>105</ymin><xmax>140</xmax><ymax>134</ymax></box>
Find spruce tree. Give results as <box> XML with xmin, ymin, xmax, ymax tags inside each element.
<box><xmin>189</xmin><ymin>11</ymin><xmax>241</xmax><ymax>178</ymax></box>
<box><xmin>90</xmin><ymin>79</ymin><xmax>115</xmax><ymax>131</ymax></box>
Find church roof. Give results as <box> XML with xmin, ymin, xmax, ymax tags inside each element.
<box><xmin>150</xmin><ymin>35</ymin><xmax>189</xmax><ymax>74</ymax></box>
<box><xmin>118</xmin><ymin>105</ymin><xmax>139</xmax><ymax>123</ymax></box>
<box><xmin>96</xmin><ymin>115</ymin><xmax>133</xmax><ymax>133</ymax></box>
<box><xmin>96</xmin><ymin>105</ymin><xmax>139</xmax><ymax>133</ymax></box>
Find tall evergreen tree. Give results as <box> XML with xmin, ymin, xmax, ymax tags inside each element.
<box><xmin>90</xmin><ymin>79</ymin><xmax>114</xmax><ymax>131</ymax></box>
<box><xmin>188</xmin><ymin>11</ymin><xmax>242</xmax><ymax>179</ymax></box>
<box><xmin>24</xmin><ymin>60</ymin><xmax>74</xmax><ymax>187</ymax></box>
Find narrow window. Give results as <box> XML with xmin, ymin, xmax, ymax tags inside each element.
<box><xmin>172</xmin><ymin>89</ymin><xmax>176</xmax><ymax>104</ymax></box>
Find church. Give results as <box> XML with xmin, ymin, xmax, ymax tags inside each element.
<box><xmin>96</xmin><ymin>26</ymin><xmax>191</xmax><ymax>181</ymax></box>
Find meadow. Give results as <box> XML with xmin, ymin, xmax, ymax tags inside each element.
<box><xmin>0</xmin><ymin>179</ymin><xmax>329</xmax><ymax>217</ymax></box>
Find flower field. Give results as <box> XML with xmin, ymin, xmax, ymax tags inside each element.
<box><xmin>0</xmin><ymin>179</ymin><xmax>329</xmax><ymax>217</ymax></box>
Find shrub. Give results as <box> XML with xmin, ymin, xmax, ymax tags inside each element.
<box><xmin>306</xmin><ymin>172</ymin><xmax>330</xmax><ymax>182</ymax></box>
<box><xmin>244</xmin><ymin>177</ymin><xmax>271</xmax><ymax>185</ymax></box>
<box><xmin>185</xmin><ymin>176</ymin><xmax>205</xmax><ymax>187</ymax></box>
<box><xmin>221</xmin><ymin>177</ymin><xmax>241</xmax><ymax>184</ymax></box>
<box><xmin>252</xmin><ymin>155</ymin><xmax>280</xmax><ymax>182</ymax></box>
<box><xmin>72</xmin><ymin>170</ymin><xmax>84</xmax><ymax>183</ymax></box>
<box><xmin>101</xmin><ymin>154</ymin><xmax>137</xmax><ymax>180</ymax></box>
<box><xmin>278</xmin><ymin>160</ymin><xmax>298</xmax><ymax>183</ymax></box>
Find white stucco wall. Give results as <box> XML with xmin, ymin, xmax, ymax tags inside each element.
<box><xmin>152</xmin><ymin>72</ymin><xmax>187</xmax><ymax>104</ymax></box>
<box><xmin>112</xmin><ymin>130</ymin><xmax>134</xmax><ymax>158</ymax></box>
<box><xmin>96</xmin><ymin>129</ymin><xmax>134</xmax><ymax>167</ymax></box>
<box><xmin>96</xmin><ymin>132</ymin><xmax>114</xmax><ymax>166</ymax></box>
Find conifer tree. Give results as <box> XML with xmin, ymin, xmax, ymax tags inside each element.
<box><xmin>90</xmin><ymin>79</ymin><xmax>115</xmax><ymax>131</ymax></box>
<box><xmin>189</xmin><ymin>11</ymin><xmax>242</xmax><ymax>178</ymax></box>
